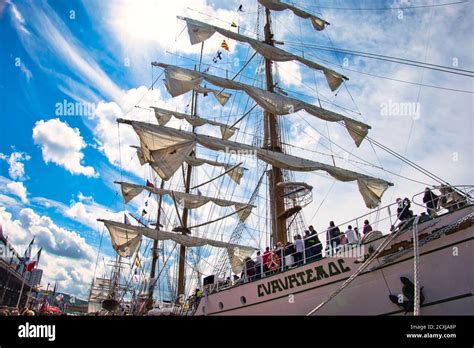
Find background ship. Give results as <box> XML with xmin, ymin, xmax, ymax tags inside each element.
<box><xmin>90</xmin><ymin>0</ymin><xmax>473</xmax><ymax>316</ymax></box>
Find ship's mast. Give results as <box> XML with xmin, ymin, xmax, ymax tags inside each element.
<box><xmin>147</xmin><ymin>179</ymin><xmax>164</xmax><ymax>307</ymax></box>
<box><xmin>263</xmin><ymin>8</ymin><xmax>287</xmax><ymax>245</ymax></box>
<box><xmin>177</xmin><ymin>43</ymin><xmax>204</xmax><ymax>301</ymax></box>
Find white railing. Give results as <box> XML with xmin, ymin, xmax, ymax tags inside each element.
<box><xmin>184</xmin><ymin>185</ymin><xmax>473</xmax><ymax>309</ymax></box>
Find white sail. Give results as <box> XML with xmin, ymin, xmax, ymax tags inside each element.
<box><xmin>99</xmin><ymin>219</ymin><xmax>257</xmax><ymax>274</ymax></box>
<box><xmin>153</xmin><ymin>63</ymin><xmax>369</xmax><ymax>146</ymax></box>
<box><xmin>119</xmin><ymin>119</ymin><xmax>393</xmax><ymax>208</ymax></box>
<box><xmin>134</xmin><ymin>145</ymin><xmax>246</xmax><ymax>184</ymax></box>
<box><xmin>183</xmin><ymin>156</ymin><xmax>246</xmax><ymax>184</ymax></box>
<box><xmin>151</xmin><ymin>106</ymin><xmax>237</xmax><ymax>140</ymax></box>
<box><xmin>116</xmin><ymin>181</ymin><xmax>254</xmax><ymax>222</ymax></box>
<box><xmin>258</xmin><ymin>0</ymin><xmax>330</xmax><ymax>31</ymax></box>
<box><xmin>195</xmin><ymin>85</ymin><xmax>232</xmax><ymax>106</ymax></box>
<box><xmin>181</xmin><ymin>17</ymin><xmax>346</xmax><ymax>91</ymax></box>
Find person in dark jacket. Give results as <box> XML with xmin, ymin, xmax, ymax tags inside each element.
<box><xmin>305</xmin><ymin>226</ymin><xmax>322</xmax><ymax>262</ymax></box>
<box><xmin>422</xmin><ymin>187</ymin><xmax>439</xmax><ymax>216</ymax></box>
<box><xmin>396</xmin><ymin>198</ymin><xmax>413</xmax><ymax>221</ymax></box>
<box><xmin>362</xmin><ymin>220</ymin><xmax>373</xmax><ymax>235</ymax></box>
<box><xmin>326</xmin><ymin>221</ymin><xmax>341</xmax><ymax>255</ymax></box>
<box><xmin>304</xmin><ymin>230</ymin><xmax>313</xmax><ymax>261</ymax></box>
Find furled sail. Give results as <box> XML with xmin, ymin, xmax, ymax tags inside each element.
<box><xmin>102</xmin><ymin>220</ymin><xmax>142</xmax><ymax>258</ymax></box>
<box><xmin>181</xmin><ymin>17</ymin><xmax>346</xmax><ymax>91</ymax></box>
<box><xmin>195</xmin><ymin>85</ymin><xmax>231</xmax><ymax>106</ymax></box>
<box><xmin>116</xmin><ymin>181</ymin><xmax>254</xmax><ymax>222</ymax></box>
<box><xmin>164</xmin><ymin>73</ymin><xmax>231</xmax><ymax>106</ymax></box>
<box><xmin>134</xmin><ymin>145</ymin><xmax>246</xmax><ymax>184</ymax></box>
<box><xmin>153</xmin><ymin>63</ymin><xmax>369</xmax><ymax>146</ymax></box>
<box><xmin>151</xmin><ymin>106</ymin><xmax>237</xmax><ymax>140</ymax></box>
<box><xmin>119</xmin><ymin>119</ymin><xmax>393</xmax><ymax>208</ymax></box>
<box><xmin>258</xmin><ymin>0</ymin><xmax>330</xmax><ymax>31</ymax></box>
<box><xmin>183</xmin><ymin>156</ymin><xmax>246</xmax><ymax>184</ymax></box>
<box><xmin>99</xmin><ymin>219</ymin><xmax>257</xmax><ymax>274</ymax></box>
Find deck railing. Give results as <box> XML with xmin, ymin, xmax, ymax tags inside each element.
<box><xmin>180</xmin><ymin>185</ymin><xmax>473</xmax><ymax>314</ymax></box>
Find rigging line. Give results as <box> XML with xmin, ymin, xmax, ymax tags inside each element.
<box><xmin>283</xmin><ymin>86</ymin><xmax>361</xmax><ymax>115</ymax></box>
<box><xmin>186</xmin><ymin>7</ymin><xmax>260</xmax><ymax>37</ymax></box>
<box><xmin>309</xmin><ymin>181</ymin><xmax>337</xmax><ymax>225</ymax></box>
<box><xmin>270</xmin><ymin>17</ymin><xmax>359</xmax><ymax>115</ymax></box>
<box><xmin>218</xmin><ymin>51</ymin><xmax>258</xmax><ymax>91</ymax></box>
<box><xmin>299</xmin><ymin>0</ymin><xmax>470</xmax><ymax>11</ymax></box>
<box><xmin>292</xmin><ymin>112</ymin><xmax>432</xmax><ymax>185</ymax></box>
<box><xmin>334</xmin><ymin>65</ymin><xmax>474</xmax><ymax>94</ymax></box>
<box><xmin>222</xmin><ymin>45</ymin><xmax>255</xmax><ymax>129</ymax></box>
<box><xmin>229</xmin><ymin>103</ymin><xmax>258</xmax><ymax>129</ymax></box>
<box><xmin>341</xmin><ymin>81</ymin><xmax>390</xmax><ymax>182</ymax></box>
<box><xmin>164</xmin><ymin>51</ymin><xmax>266</xmax><ymax>85</ymax></box>
<box><xmin>268</xmin><ymin>55</ymin><xmax>363</xmax><ymax>116</ymax></box>
<box><xmin>294</xmin><ymin>112</ymin><xmax>376</xmax><ymax>167</ymax></box>
<box><xmin>283</xmin><ymin>47</ymin><xmax>474</xmax><ymax>94</ymax></box>
<box><xmin>182</xmin><ymin>86</ymin><xmax>247</xmax><ymax>285</ymax></box>
<box><xmin>391</xmin><ymin>20</ymin><xmax>433</xmax><ymax>201</ymax></box>
<box><xmin>284</xmin><ymin>42</ymin><xmax>474</xmax><ymax>77</ymax></box>
<box><xmin>294</xmin><ymin>27</ymin><xmax>462</xmax><ymax>188</ymax></box>
<box><xmin>191</xmin><ymin>162</ymin><xmax>244</xmax><ymax>190</ymax></box>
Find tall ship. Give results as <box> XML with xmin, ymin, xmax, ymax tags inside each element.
<box><xmin>95</xmin><ymin>0</ymin><xmax>473</xmax><ymax>316</ymax></box>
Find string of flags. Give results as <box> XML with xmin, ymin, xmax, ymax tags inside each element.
<box><xmin>185</xmin><ymin>4</ymin><xmax>244</xmax><ymax>111</ymax></box>
<box><xmin>143</xmin><ymin>179</ymin><xmax>155</xmax><ymax>211</ymax></box>
<box><xmin>220</xmin><ymin>40</ymin><xmax>229</xmax><ymax>51</ymax></box>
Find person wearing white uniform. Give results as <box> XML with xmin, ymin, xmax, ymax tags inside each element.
<box><xmin>345</xmin><ymin>225</ymin><xmax>359</xmax><ymax>244</ymax></box>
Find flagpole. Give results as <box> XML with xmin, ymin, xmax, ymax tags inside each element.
<box><xmin>15</xmin><ymin>237</ymin><xmax>35</xmax><ymax>308</ymax></box>
<box><xmin>25</xmin><ymin>272</ymin><xmax>34</xmax><ymax>308</ymax></box>
<box><xmin>16</xmin><ymin>271</ymin><xmax>28</xmax><ymax>308</ymax></box>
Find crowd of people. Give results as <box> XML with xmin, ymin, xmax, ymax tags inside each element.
<box><xmin>188</xmin><ymin>185</ymin><xmax>468</xmax><ymax>299</ymax></box>
<box><xmin>238</xmin><ymin>186</ymin><xmax>469</xmax><ymax>283</ymax></box>
<box><xmin>239</xmin><ymin>220</ymin><xmax>377</xmax><ymax>282</ymax></box>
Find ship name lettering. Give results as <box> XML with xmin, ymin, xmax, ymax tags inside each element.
<box><xmin>256</xmin><ymin>259</ymin><xmax>351</xmax><ymax>297</ymax></box>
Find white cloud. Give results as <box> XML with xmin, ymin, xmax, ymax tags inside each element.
<box><xmin>77</xmin><ymin>192</ymin><xmax>93</xmax><ymax>203</ymax></box>
<box><xmin>275</xmin><ymin>60</ymin><xmax>302</xmax><ymax>87</ymax></box>
<box><xmin>6</xmin><ymin>181</ymin><xmax>28</xmax><ymax>203</ymax></box>
<box><xmin>88</xmin><ymin>85</ymin><xmax>184</xmax><ymax>177</ymax></box>
<box><xmin>32</xmin><ymin>118</ymin><xmax>98</xmax><ymax>178</ymax></box>
<box><xmin>0</xmin><ymin>206</ymin><xmax>104</xmax><ymax>299</ymax></box>
<box><xmin>64</xmin><ymin>200</ymin><xmax>124</xmax><ymax>231</ymax></box>
<box><xmin>9</xmin><ymin>0</ymin><xmax>123</xmax><ymax>102</ymax></box>
<box><xmin>16</xmin><ymin>208</ymin><xmax>96</xmax><ymax>260</ymax></box>
<box><xmin>0</xmin><ymin>151</ymin><xmax>30</xmax><ymax>180</ymax></box>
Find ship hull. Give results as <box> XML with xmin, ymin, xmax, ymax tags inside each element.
<box><xmin>195</xmin><ymin>206</ymin><xmax>473</xmax><ymax>315</ymax></box>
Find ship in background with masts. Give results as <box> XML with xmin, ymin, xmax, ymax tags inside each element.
<box><xmin>94</xmin><ymin>0</ymin><xmax>473</xmax><ymax>316</ymax></box>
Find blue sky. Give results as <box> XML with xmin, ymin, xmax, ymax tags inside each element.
<box><xmin>0</xmin><ymin>0</ymin><xmax>472</xmax><ymax>299</ymax></box>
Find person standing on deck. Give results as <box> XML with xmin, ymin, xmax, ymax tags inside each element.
<box><xmin>293</xmin><ymin>235</ymin><xmax>304</xmax><ymax>266</ymax></box>
<box><xmin>255</xmin><ymin>251</ymin><xmax>262</xmax><ymax>279</ymax></box>
<box><xmin>345</xmin><ymin>225</ymin><xmax>359</xmax><ymax>244</ymax></box>
<box><xmin>362</xmin><ymin>220</ymin><xmax>373</xmax><ymax>235</ymax></box>
<box><xmin>262</xmin><ymin>247</ymin><xmax>271</xmax><ymax>276</ymax></box>
<box><xmin>326</xmin><ymin>221</ymin><xmax>341</xmax><ymax>255</ymax></box>
<box><xmin>423</xmin><ymin>187</ymin><xmax>439</xmax><ymax>216</ymax></box>
<box><xmin>304</xmin><ymin>230</ymin><xmax>314</xmax><ymax>261</ymax></box>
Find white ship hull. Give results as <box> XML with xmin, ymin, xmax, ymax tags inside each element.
<box><xmin>195</xmin><ymin>206</ymin><xmax>473</xmax><ymax>315</ymax></box>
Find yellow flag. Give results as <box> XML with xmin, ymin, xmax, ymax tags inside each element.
<box><xmin>135</xmin><ymin>254</ymin><xmax>141</xmax><ymax>268</ymax></box>
<box><xmin>220</xmin><ymin>40</ymin><xmax>230</xmax><ymax>51</ymax></box>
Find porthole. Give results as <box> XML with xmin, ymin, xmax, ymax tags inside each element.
<box><xmin>240</xmin><ymin>296</ymin><xmax>247</xmax><ymax>305</ymax></box>
<box><xmin>218</xmin><ymin>302</ymin><xmax>224</xmax><ymax>310</ymax></box>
